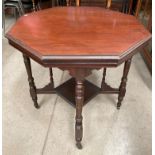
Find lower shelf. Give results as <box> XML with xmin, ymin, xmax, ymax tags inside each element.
<box><xmin>36</xmin><ymin>77</ymin><xmax>119</xmax><ymax>108</ymax></box>
<box><xmin>55</xmin><ymin>78</ymin><xmax>100</xmax><ymax>107</ymax></box>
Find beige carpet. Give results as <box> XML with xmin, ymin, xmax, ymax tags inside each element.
<box><xmin>3</xmin><ymin>16</ymin><xmax>152</xmax><ymax>155</ymax></box>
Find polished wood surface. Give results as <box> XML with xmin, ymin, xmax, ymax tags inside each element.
<box><xmin>6</xmin><ymin>6</ymin><xmax>151</xmax><ymax>149</ymax></box>
<box><xmin>6</xmin><ymin>7</ymin><xmax>151</xmax><ymax>65</ymax></box>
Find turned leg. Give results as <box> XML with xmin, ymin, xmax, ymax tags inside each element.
<box><xmin>101</xmin><ymin>68</ymin><xmax>107</xmax><ymax>90</ymax></box>
<box><xmin>75</xmin><ymin>79</ymin><xmax>84</xmax><ymax>149</ymax></box>
<box><xmin>49</xmin><ymin>68</ymin><xmax>54</xmax><ymax>88</ymax></box>
<box><xmin>117</xmin><ymin>58</ymin><xmax>132</xmax><ymax>109</ymax></box>
<box><xmin>23</xmin><ymin>54</ymin><xmax>39</xmax><ymax>109</ymax></box>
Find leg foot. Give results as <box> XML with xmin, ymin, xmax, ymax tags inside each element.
<box><xmin>117</xmin><ymin>104</ymin><xmax>120</xmax><ymax>110</ymax></box>
<box><xmin>34</xmin><ymin>103</ymin><xmax>40</xmax><ymax>109</ymax></box>
<box><xmin>76</xmin><ymin>142</ymin><xmax>83</xmax><ymax>149</ymax></box>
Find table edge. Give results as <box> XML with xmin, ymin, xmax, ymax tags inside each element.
<box><xmin>6</xmin><ymin>33</ymin><xmax>151</xmax><ymax>68</ymax></box>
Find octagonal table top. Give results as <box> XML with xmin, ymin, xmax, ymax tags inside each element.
<box><xmin>6</xmin><ymin>7</ymin><xmax>151</xmax><ymax>67</ymax></box>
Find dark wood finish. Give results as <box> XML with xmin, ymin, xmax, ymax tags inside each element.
<box><xmin>6</xmin><ymin>7</ymin><xmax>151</xmax><ymax>68</ymax></box>
<box><xmin>101</xmin><ymin>68</ymin><xmax>107</xmax><ymax>90</ymax></box>
<box><xmin>128</xmin><ymin>0</ymin><xmax>133</xmax><ymax>14</ymax></box>
<box><xmin>49</xmin><ymin>68</ymin><xmax>54</xmax><ymax>88</ymax></box>
<box><xmin>75</xmin><ymin>78</ymin><xmax>84</xmax><ymax>149</ymax></box>
<box><xmin>55</xmin><ymin>78</ymin><xmax>100</xmax><ymax>107</ymax></box>
<box><xmin>36</xmin><ymin>67</ymin><xmax>55</xmax><ymax>94</ymax></box>
<box><xmin>100</xmin><ymin>82</ymin><xmax>119</xmax><ymax>94</ymax></box>
<box><xmin>23</xmin><ymin>54</ymin><xmax>39</xmax><ymax>109</ymax></box>
<box><xmin>6</xmin><ymin>7</ymin><xmax>151</xmax><ymax>149</ymax></box>
<box><xmin>55</xmin><ymin>75</ymin><xmax>119</xmax><ymax>107</ymax></box>
<box><xmin>117</xmin><ymin>58</ymin><xmax>132</xmax><ymax>109</ymax></box>
<box><xmin>36</xmin><ymin>83</ymin><xmax>56</xmax><ymax>94</ymax></box>
<box><xmin>36</xmin><ymin>75</ymin><xmax>118</xmax><ymax>106</ymax></box>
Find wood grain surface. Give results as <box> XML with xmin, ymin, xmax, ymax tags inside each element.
<box><xmin>6</xmin><ymin>7</ymin><xmax>151</xmax><ymax>67</ymax></box>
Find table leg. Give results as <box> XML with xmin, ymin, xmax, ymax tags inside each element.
<box><xmin>117</xmin><ymin>58</ymin><xmax>132</xmax><ymax>109</ymax></box>
<box><xmin>75</xmin><ymin>79</ymin><xmax>84</xmax><ymax>149</ymax></box>
<box><xmin>49</xmin><ymin>68</ymin><xmax>54</xmax><ymax>88</ymax></box>
<box><xmin>23</xmin><ymin>54</ymin><xmax>39</xmax><ymax>109</ymax></box>
<box><xmin>101</xmin><ymin>68</ymin><xmax>107</xmax><ymax>90</ymax></box>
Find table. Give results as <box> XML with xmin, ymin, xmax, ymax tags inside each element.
<box><xmin>6</xmin><ymin>7</ymin><xmax>151</xmax><ymax>149</ymax></box>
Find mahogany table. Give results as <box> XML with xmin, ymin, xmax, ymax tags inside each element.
<box><xmin>6</xmin><ymin>7</ymin><xmax>151</xmax><ymax>149</ymax></box>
